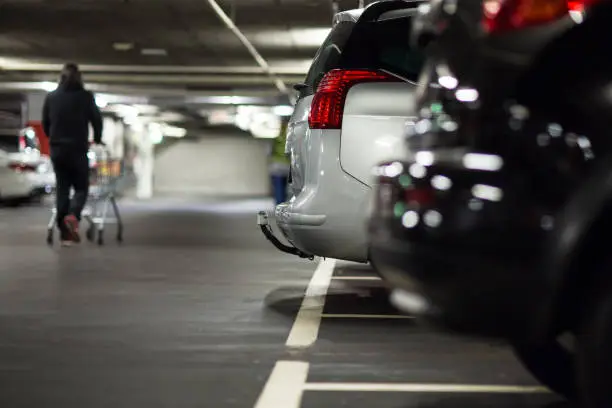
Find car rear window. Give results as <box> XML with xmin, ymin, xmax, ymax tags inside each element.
<box><xmin>340</xmin><ymin>15</ymin><xmax>425</xmax><ymax>82</ymax></box>
<box><xmin>303</xmin><ymin>21</ymin><xmax>355</xmax><ymax>94</ymax></box>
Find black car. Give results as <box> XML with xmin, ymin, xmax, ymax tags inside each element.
<box><xmin>368</xmin><ymin>0</ymin><xmax>612</xmax><ymax>406</ymax></box>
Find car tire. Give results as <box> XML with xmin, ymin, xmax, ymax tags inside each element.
<box><xmin>576</xmin><ymin>271</ymin><xmax>612</xmax><ymax>408</ymax></box>
<box><xmin>368</xmin><ymin>255</ymin><xmax>385</xmax><ymax>280</ymax></box>
<box><xmin>512</xmin><ymin>340</ymin><xmax>577</xmax><ymax>399</ymax></box>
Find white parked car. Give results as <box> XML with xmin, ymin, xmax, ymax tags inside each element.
<box><xmin>259</xmin><ymin>0</ymin><xmax>425</xmax><ymax>264</ymax></box>
<box><xmin>0</xmin><ymin>149</ymin><xmax>41</xmax><ymax>205</ymax></box>
<box><xmin>9</xmin><ymin>150</ymin><xmax>56</xmax><ymax>196</ymax></box>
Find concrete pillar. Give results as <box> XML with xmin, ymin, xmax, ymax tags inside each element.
<box><xmin>26</xmin><ymin>92</ymin><xmax>47</xmax><ymax>122</ymax></box>
<box><xmin>134</xmin><ymin>123</ymin><xmax>155</xmax><ymax>199</ymax></box>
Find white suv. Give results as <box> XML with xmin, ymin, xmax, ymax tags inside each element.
<box><xmin>259</xmin><ymin>0</ymin><xmax>424</xmax><ymax>263</ymax></box>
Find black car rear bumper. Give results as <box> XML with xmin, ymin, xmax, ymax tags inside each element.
<box><xmin>369</xmin><ymin>230</ymin><xmax>547</xmax><ymax>341</ymax></box>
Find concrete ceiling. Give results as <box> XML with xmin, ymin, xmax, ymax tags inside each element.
<box><xmin>0</xmin><ymin>0</ymin><xmax>373</xmax><ymax>127</ymax></box>
<box><xmin>0</xmin><ymin>0</ymin><xmax>373</xmax><ymax>93</ymax></box>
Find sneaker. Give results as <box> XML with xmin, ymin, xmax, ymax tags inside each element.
<box><xmin>63</xmin><ymin>215</ymin><xmax>81</xmax><ymax>243</ymax></box>
<box><xmin>61</xmin><ymin>240</ymin><xmax>73</xmax><ymax>247</ymax></box>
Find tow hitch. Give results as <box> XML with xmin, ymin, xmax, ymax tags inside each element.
<box><xmin>257</xmin><ymin>211</ymin><xmax>314</xmax><ymax>260</ymax></box>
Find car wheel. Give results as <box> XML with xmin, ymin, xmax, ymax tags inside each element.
<box><xmin>576</xmin><ymin>271</ymin><xmax>612</xmax><ymax>408</ymax></box>
<box><xmin>512</xmin><ymin>339</ymin><xmax>577</xmax><ymax>399</ymax></box>
<box><xmin>368</xmin><ymin>255</ymin><xmax>385</xmax><ymax>280</ymax></box>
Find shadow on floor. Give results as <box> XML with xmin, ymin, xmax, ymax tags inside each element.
<box><xmin>264</xmin><ymin>282</ymin><xmax>412</xmax><ymax>321</ymax></box>
<box><xmin>397</xmin><ymin>396</ymin><xmax>572</xmax><ymax>408</ymax></box>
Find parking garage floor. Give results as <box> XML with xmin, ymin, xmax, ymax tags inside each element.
<box><xmin>0</xmin><ymin>197</ymin><xmax>571</xmax><ymax>408</ymax></box>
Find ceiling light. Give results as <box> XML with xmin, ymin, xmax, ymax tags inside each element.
<box><xmin>141</xmin><ymin>48</ymin><xmax>168</xmax><ymax>56</ymax></box>
<box><xmin>40</xmin><ymin>81</ymin><xmax>57</xmax><ymax>92</ymax></box>
<box><xmin>163</xmin><ymin>125</ymin><xmax>187</xmax><ymax>138</ymax></box>
<box><xmin>272</xmin><ymin>105</ymin><xmax>293</xmax><ymax>116</ymax></box>
<box><xmin>95</xmin><ymin>95</ymin><xmax>108</xmax><ymax>108</ymax></box>
<box><xmin>113</xmin><ymin>42</ymin><xmax>134</xmax><ymax>51</ymax></box>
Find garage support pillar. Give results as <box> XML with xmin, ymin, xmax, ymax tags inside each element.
<box><xmin>134</xmin><ymin>124</ymin><xmax>155</xmax><ymax>199</ymax></box>
<box><xmin>25</xmin><ymin>92</ymin><xmax>47</xmax><ymax>122</ymax></box>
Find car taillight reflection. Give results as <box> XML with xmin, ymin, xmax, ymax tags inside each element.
<box><xmin>404</xmin><ymin>187</ymin><xmax>436</xmax><ymax>207</ymax></box>
<box><xmin>482</xmin><ymin>0</ymin><xmax>601</xmax><ymax>33</ymax></box>
<box><xmin>9</xmin><ymin>162</ymin><xmax>37</xmax><ymax>172</ymax></box>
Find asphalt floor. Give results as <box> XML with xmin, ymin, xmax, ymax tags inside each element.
<box><xmin>0</xmin><ymin>197</ymin><xmax>572</xmax><ymax>408</ymax></box>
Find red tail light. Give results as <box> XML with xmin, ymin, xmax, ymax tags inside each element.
<box><xmin>9</xmin><ymin>163</ymin><xmax>36</xmax><ymax>172</ymax></box>
<box><xmin>308</xmin><ymin>69</ymin><xmax>400</xmax><ymax>129</ymax></box>
<box><xmin>483</xmin><ymin>0</ymin><xmax>598</xmax><ymax>33</ymax></box>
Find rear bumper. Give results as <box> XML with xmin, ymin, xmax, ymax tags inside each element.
<box><xmin>274</xmin><ymin>185</ymin><xmax>369</xmax><ymax>262</ymax></box>
<box><xmin>369</xmin><ymin>232</ymin><xmax>546</xmax><ymax>341</ymax></box>
<box><xmin>0</xmin><ymin>174</ymin><xmax>34</xmax><ymax>199</ymax></box>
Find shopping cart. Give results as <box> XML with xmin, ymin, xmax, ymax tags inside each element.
<box><xmin>46</xmin><ymin>146</ymin><xmax>124</xmax><ymax>246</ymax></box>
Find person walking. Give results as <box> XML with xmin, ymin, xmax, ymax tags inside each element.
<box><xmin>42</xmin><ymin>63</ymin><xmax>103</xmax><ymax>246</ymax></box>
<box><xmin>269</xmin><ymin>119</ymin><xmax>290</xmax><ymax>205</ymax></box>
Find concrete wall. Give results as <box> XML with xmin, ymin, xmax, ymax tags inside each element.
<box><xmin>153</xmin><ymin>132</ymin><xmax>271</xmax><ymax>197</ymax></box>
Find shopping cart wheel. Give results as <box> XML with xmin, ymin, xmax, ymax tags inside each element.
<box><xmin>97</xmin><ymin>230</ymin><xmax>104</xmax><ymax>246</ymax></box>
<box><xmin>46</xmin><ymin>230</ymin><xmax>53</xmax><ymax>246</ymax></box>
<box><xmin>86</xmin><ymin>225</ymin><xmax>95</xmax><ymax>242</ymax></box>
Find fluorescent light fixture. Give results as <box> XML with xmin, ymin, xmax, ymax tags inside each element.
<box><xmin>438</xmin><ymin>75</ymin><xmax>458</xmax><ymax>90</ymax></box>
<box><xmin>95</xmin><ymin>94</ymin><xmax>108</xmax><ymax>108</ymax></box>
<box><xmin>431</xmin><ymin>175</ymin><xmax>452</xmax><ymax>190</ymax></box>
<box><xmin>206</xmin><ymin>96</ymin><xmax>259</xmax><ymax>105</ymax></box>
<box><xmin>471</xmin><ymin>184</ymin><xmax>503</xmax><ymax>202</ymax></box>
<box><xmin>290</xmin><ymin>28</ymin><xmax>331</xmax><ymax>48</ymax></box>
<box><xmin>383</xmin><ymin>162</ymin><xmax>404</xmax><ymax>178</ymax></box>
<box><xmin>141</xmin><ymin>48</ymin><xmax>168</xmax><ymax>56</ymax></box>
<box><xmin>250</xmin><ymin>113</ymin><xmax>281</xmax><ymax>139</ymax></box>
<box><xmin>163</xmin><ymin>125</ymin><xmax>187</xmax><ymax>138</ymax></box>
<box><xmin>113</xmin><ymin>42</ymin><xmax>134</xmax><ymax>51</ymax></box>
<box><xmin>247</xmin><ymin>27</ymin><xmax>330</xmax><ymax>49</ymax></box>
<box><xmin>149</xmin><ymin>123</ymin><xmax>164</xmax><ymax>144</ymax></box>
<box><xmin>402</xmin><ymin>211</ymin><xmax>419</xmax><ymax>228</ymax></box>
<box><xmin>273</xmin><ymin>105</ymin><xmax>294</xmax><ymax>116</ymax></box>
<box><xmin>455</xmin><ymin>88</ymin><xmax>479</xmax><ymax>102</ymax></box>
<box><xmin>415</xmin><ymin>151</ymin><xmax>435</xmax><ymax>166</ymax></box>
<box><xmin>462</xmin><ymin>153</ymin><xmax>503</xmax><ymax>171</ymax></box>
<box><xmin>40</xmin><ymin>81</ymin><xmax>57</xmax><ymax>92</ymax></box>
<box><xmin>113</xmin><ymin>104</ymin><xmax>140</xmax><ymax>119</ymax></box>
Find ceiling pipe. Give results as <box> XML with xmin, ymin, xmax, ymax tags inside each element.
<box><xmin>205</xmin><ymin>0</ymin><xmax>289</xmax><ymax>95</ymax></box>
<box><xmin>11</xmin><ymin>73</ymin><xmax>303</xmax><ymax>85</ymax></box>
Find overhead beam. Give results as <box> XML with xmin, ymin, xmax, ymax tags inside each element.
<box><xmin>0</xmin><ymin>82</ymin><xmax>286</xmax><ymax>98</ymax></box>
<box><xmin>2</xmin><ymin>73</ymin><xmax>304</xmax><ymax>86</ymax></box>
<box><xmin>0</xmin><ymin>62</ymin><xmax>310</xmax><ymax>76</ymax></box>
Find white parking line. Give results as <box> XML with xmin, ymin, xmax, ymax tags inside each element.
<box><xmin>331</xmin><ymin>276</ymin><xmax>381</xmax><ymax>281</ymax></box>
<box><xmin>254</xmin><ymin>361</ymin><xmax>309</xmax><ymax>408</ymax></box>
<box><xmin>285</xmin><ymin>258</ymin><xmax>336</xmax><ymax>349</ymax></box>
<box><xmin>321</xmin><ymin>314</ymin><xmax>413</xmax><ymax>319</ymax></box>
<box><xmin>303</xmin><ymin>382</ymin><xmax>550</xmax><ymax>393</ymax></box>
<box><xmin>253</xmin><ymin>361</ymin><xmax>549</xmax><ymax>408</ymax></box>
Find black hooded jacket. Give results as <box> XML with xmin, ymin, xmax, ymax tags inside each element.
<box><xmin>42</xmin><ymin>81</ymin><xmax>103</xmax><ymax>153</ymax></box>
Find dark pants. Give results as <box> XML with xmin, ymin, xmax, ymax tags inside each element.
<box><xmin>51</xmin><ymin>148</ymin><xmax>89</xmax><ymax>238</ymax></box>
<box><xmin>271</xmin><ymin>175</ymin><xmax>288</xmax><ymax>205</ymax></box>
